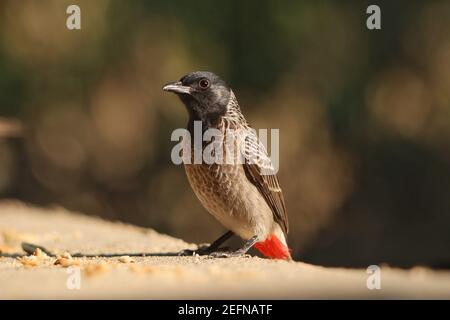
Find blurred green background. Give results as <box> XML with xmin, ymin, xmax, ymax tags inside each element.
<box><xmin>0</xmin><ymin>0</ymin><xmax>449</xmax><ymax>268</ymax></box>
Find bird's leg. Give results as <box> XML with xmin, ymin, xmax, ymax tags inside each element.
<box><xmin>178</xmin><ymin>231</ymin><xmax>235</xmax><ymax>256</ymax></box>
<box><xmin>209</xmin><ymin>235</ymin><xmax>259</xmax><ymax>258</ymax></box>
<box><xmin>204</xmin><ymin>231</ymin><xmax>235</xmax><ymax>252</ymax></box>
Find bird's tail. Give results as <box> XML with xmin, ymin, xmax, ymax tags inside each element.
<box><xmin>254</xmin><ymin>233</ymin><xmax>291</xmax><ymax>260</ymax></box>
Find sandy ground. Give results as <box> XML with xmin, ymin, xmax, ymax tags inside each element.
<box><xmin>0</xmin><ymin>200</ymin><xmax>449</xmax><ymax>299</ymax></box>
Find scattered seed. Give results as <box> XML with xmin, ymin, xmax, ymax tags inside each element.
<box><xmin>119</xmin><ymin>256</ymin><xmax>135</xmax><ymax>264</ymax></box>
<box><xmin>54</xmin><ymin>257</ymin><xmax>80</xmax><ymax>267</ymax></box>
<box><xmin>33</xmin><ymin>248</ymin><xmax>49</xmax><ymax>259</ymax></box>
<box><xmin>17</xmin><ymin>255</ymin><xmax>39</xmax><ymax>267</ymax></box>
<box><xmin>61</xmin><ymin>252</ymin><xmax>72</xmax><ymax>259</ymax></box>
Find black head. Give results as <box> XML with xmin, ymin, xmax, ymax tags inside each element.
<box><xmin>163</xmin><ymin>71</ymin><xmax>231</xmax><ymax>123</ymax></box>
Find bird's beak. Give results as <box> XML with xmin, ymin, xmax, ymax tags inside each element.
<box><xmin>162</xmin><ymin>81</ymin><xmax>192</xmax><ymax>95</ymax></box>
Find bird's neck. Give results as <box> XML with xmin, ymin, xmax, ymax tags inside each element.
<box><xmin>222</xmin><ymin>90</ymin><xmax>247</xmax><ymax>128</ymax></box>
<box><xmin>186</xmin><ymin>90</ymin><xmax>247</xmax><ymax>133</ymax></box>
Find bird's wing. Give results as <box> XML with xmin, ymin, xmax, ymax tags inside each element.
<box><xmin>241</xmin><ymin>129</ymin><xmax>289</xmax><ymax>235</ymax></box>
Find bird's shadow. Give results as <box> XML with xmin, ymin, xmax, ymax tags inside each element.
<box><xmin>0</xmin><ymin>242</ymin><xmax>206</xmax><ymax>258</ymax></box>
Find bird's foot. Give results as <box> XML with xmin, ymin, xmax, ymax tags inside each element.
<box><xmin>208</xmin><ymin>249</ymin><xmax>251</xmax><ymax>259</ymax></box>
<box><xmin>208</xmin><ymin>235</ymin><xmax>257</xmax><ymax>258</ymax></box>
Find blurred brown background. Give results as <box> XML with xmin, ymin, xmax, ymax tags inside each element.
<box><xmin>0</xmin><ymin>0</ymin><xmax>449</xmax><ymax>268</ymax></box>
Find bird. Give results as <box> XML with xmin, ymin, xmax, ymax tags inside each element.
<box><xmin>163</xmin><ymin>71</ymin><xmax>290</xmax><ymax>260</ymax></box>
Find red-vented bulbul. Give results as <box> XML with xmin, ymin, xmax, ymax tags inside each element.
<box><xmin>163</xmin><ymin>71</ymin><xmax>290</xmax><ymax>260</ymax></box>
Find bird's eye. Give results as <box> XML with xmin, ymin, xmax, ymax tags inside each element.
<box><xmin>199</xmin><ymin>79</ymin><xmax>210</xmax><ymax>89</ymax></box>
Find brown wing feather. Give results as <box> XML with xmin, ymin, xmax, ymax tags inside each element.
<box><xmin>241</xmin><ymin>131</ymin><xmax>289</xmax><ymax>236</ymax></box>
